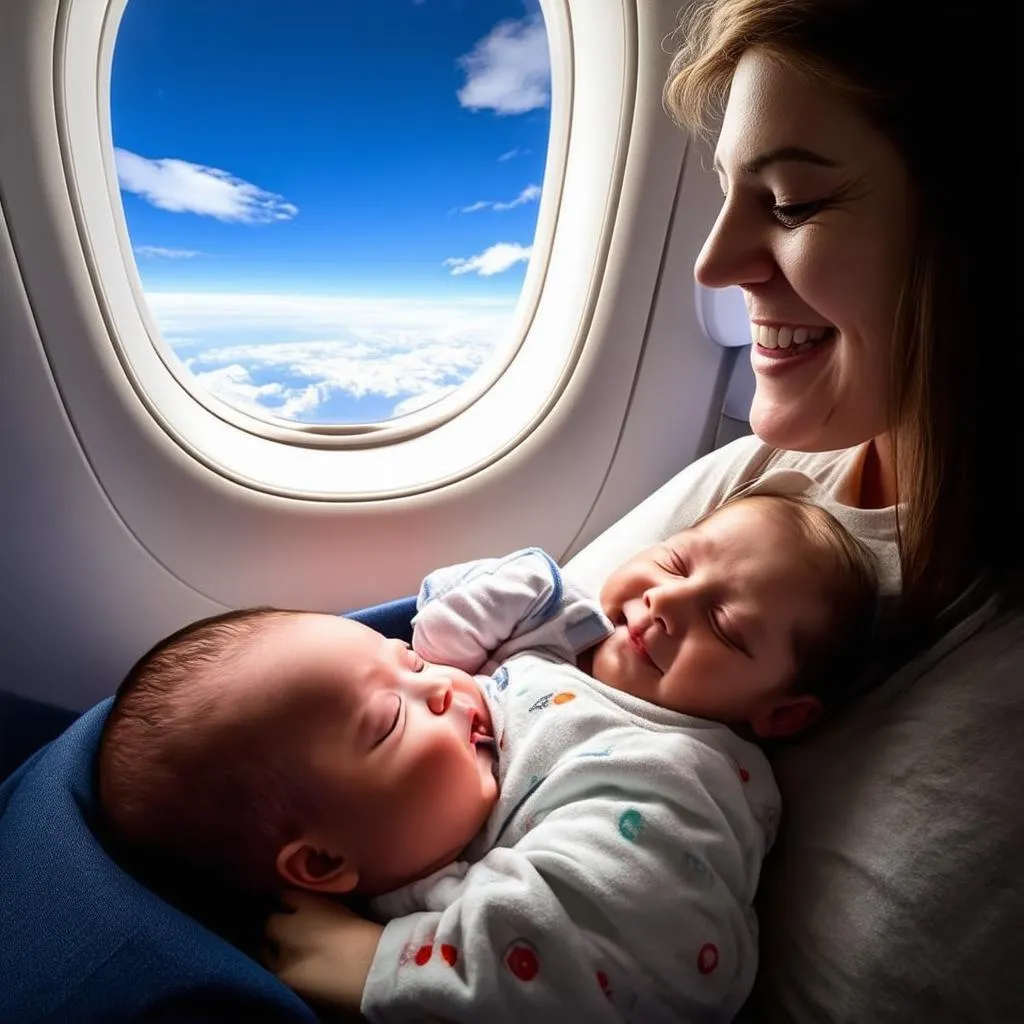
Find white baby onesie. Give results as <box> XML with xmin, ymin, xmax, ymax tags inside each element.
<box><xmin>364</xmin><ymin>549</ymin><xmax>780</xmax><ymax>1024</ymax></box>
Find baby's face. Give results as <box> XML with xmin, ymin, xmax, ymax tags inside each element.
<box><xmin>240</xmin><ymin>614</ymin><xmax>497</xmax><ymax>895</ymax></box>
<box><xmin>592</xmin><ymin>500</ymin><xmax>826</xmax><ymax>726</ymax></box>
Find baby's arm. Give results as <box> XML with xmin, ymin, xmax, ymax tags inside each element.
<box><xmin>412</xmin><ymin>548</ymin><xmax>610</xmax><ymax>674</ymax></box>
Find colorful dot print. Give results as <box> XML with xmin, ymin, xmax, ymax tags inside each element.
<box><xmin>399</xmin><ymin>940</ymin><xmax>461</xmax><ymax>970</ymax></box>
<box><xmin>697</xmin><ymin>942</ymin><xmax>719</xmax><ymax>975</ymax></box>
<box><xmin>504</xmin><ymin>939</ymin><xmax>540</xmax><ymax>982</ymax></box>
<box><xmin>618</xmin><ymin>808</ymin><xmax>645</xmax><ymax>842</ymax></box>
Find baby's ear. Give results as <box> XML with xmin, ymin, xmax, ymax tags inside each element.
<box><xmin>749</xmin><ymin>692</ymin><xmax>822</xmax><ymax>739</ymax></box>
<box><xmin>276</xmin><ymin>839</ymin><xmax>359</xmax><ymax>894</ymax></box>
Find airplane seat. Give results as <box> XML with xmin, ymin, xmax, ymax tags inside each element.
<box><xmin>695</xmin><ymin>282</ymin><xmax>755</xmax><ymax>449</ymax></box>
<box><xmin>0</xmin><ymin>596</ymin><xmax>417</xmax><ymax>1024</ymax></box>
<box><xmin>0</xmin><ymin>691</ymin><xmax>79</xmax><ymax>784</ymax></box>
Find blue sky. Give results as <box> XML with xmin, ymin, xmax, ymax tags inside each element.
<box><xmin>112</xmin><ymin>0</ymin><xmax>549</xmax><ymax>424</ymax></box>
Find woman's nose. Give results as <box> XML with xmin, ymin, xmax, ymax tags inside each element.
<box><xmin>694</xmin><ymin>198</ymin><xmax>774</xmax><ymax>290</ymax></box>
<box><xmin>424</xmin><ymin>679</ymin><xmax>453</xmax><ymax>716</ymax></box>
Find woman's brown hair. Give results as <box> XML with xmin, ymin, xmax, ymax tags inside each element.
<box><xmin>664</xmin><ymin>0</ymin><xmax>1022</xmax><ymax>629</ymax></box>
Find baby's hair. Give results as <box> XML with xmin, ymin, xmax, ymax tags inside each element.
<box><xmin>98</xmin><ymin>606</ymin><xmax>320</xmax><ymax>894</ymax></box>
<box><xmin>702</xmin><ymin>492</ymin><xmax>879</xmax><ymax>705</ymax></box>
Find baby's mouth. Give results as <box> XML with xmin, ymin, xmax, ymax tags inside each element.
<box><xmin>469</xmin><ymin>710</ymin><xmax>494</xmax><ymax>748</ymax></box>
<box><xmin>627</xmin><ymin>626</ymin><xmax>658</xmax><ymax>669</ymax></box>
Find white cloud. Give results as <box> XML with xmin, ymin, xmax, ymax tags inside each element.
<box><xmin>146</xmin><ymin>291</ymin><xmax>517</xmax><ymax>421</ymax></box>
<box><xmin>444</xmin><ymin>242</ymin><xmax>532</xmax><ymax>277</ymax></box>
<box><xmin>134</xmin><ymin>245</ymin><xmax>203</xmax><ymax>259</ymax></box>
<box><xmin>493</xmin><ymin>184</ymin><xmax>541</xmax><ymax>210</ymax></box>
<box><xmin>115</xmin><ymin>148</ymin><xmax>299</xmax><ymax>224</ymax></box>
<box><xmin>498</xmin><ymin>147</ymin><xmax>529</xmax><ymax>162</ymax></box>
<box><xmin>190</xmin><ymin>363</ymin><xmax>327</xmax><ymax>420</ymax></box>
<box><xmin>456</xmin><ymin>14</ymin><xmax>550</xmax><ymax>115</ymax></box>
<box><xmin>458</xmin><ymin>184</ymin><xmax>541</xmax><ymax>214</ymax></box>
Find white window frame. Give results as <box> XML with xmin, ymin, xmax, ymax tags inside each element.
<box><xmin>57</xmin><ymin>0</ymin><xmax>639</xmax><ymax>500</ymax></box>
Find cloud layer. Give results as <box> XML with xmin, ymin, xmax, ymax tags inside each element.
<box><xmin>115</xmin><ymin>148</ymin><xmax>299</xmax><ymax>224</ymax></box>
<box><xmin>146</xmin><ymin>291</ymin><xmax>516</xmax><ymax>423</ymax></box>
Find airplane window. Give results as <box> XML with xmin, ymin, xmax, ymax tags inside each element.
<box><xmin>110</xmin><ymin>0</ymin><xmax>550</xmax><ymax>428</ymax></box>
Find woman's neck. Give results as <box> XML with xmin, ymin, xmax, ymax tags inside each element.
<box><xmin>852</xmin><ymin>435</ymin><xmax>899</xmax><ymax>509</ymax></box>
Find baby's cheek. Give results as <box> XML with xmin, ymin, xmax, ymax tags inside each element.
<box><xmin>588</xmin><ymin>638</ymin><xmax>620</xmax><ymax>689</ymax></box>
<box><xmin>597</xmin><ymin>576</ymin><xmax>622</xmax><ymax>615</ymax></box>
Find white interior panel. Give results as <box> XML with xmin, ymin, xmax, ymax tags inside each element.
<box><xmin>1</xmin><ymin>210</ymin><xmax>224</xmax><ymax>710</ymax></box>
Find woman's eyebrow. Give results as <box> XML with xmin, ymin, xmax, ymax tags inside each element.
<box><xmin>714</xmin><ymin>145</ymin><xmax>840</xmax><ymax>177</ymax></box>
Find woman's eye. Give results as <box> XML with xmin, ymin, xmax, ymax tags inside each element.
<box><xmin>772</xmin><ymin>200</ymin><xmax>823</xmax><ymax>227</ymax></box>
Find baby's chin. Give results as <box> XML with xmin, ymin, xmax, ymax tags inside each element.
<box><xmin>586</xmin><ymin>632</ymin><xmax>651</xmax><ymax>696</ymax></box>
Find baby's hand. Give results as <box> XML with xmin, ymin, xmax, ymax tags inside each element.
<box><xmin>264</xmin><ymin>890</ymin><xmax>384</xmax><ymax>1013</ymax></box>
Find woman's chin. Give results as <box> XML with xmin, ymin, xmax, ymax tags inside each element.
<box><xmin>751</xmin><ymin>396</ymin><xmax>889</xmax><ymax>455</ymax></box>
<box><xmin>748</xmin><ymin>403</ymin><xmax>831</xmax><ymax>452</ymax></box>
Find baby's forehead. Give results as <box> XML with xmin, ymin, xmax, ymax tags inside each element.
<box><xmin>241</xmin><ymin>612</ymin><xmax>389</xmax><ymax>705</ymax></box>
<box><xmin>209</xmin><ymin>613</ymin><xmax>344</xmax><ymax>706</ymax></box>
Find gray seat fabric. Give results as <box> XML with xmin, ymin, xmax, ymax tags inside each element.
<box><xmin>752</xmin><ymin>595</ymin><xmax>1024</xmax><ymax>1022</ymax></box>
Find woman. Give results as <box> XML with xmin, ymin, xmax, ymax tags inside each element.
<box><xmin>581</xmin><ymin>0</ymin><xmax>1022</xmax><ymax>1018</ymax></box>
<box><xmin>270</xmin><ymin>1</ymin><xmax>1023</xmax><ymax>1019</ymax></box>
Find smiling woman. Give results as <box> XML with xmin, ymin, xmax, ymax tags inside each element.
<box><xmin>111</xmin><ymin>0</ymin><xmax>551</xmax><ymax>427</ymax></box>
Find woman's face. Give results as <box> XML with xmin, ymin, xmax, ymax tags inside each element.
<box><xmin>696</xmin><ymin>49</ymin><xmax>917</xmax><ymax>452</ymax></box>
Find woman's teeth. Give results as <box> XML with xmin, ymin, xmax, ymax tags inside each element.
<box><xmin>751</xmin><ymin>324</ymin><xmax>835</xmax><ymax>351</ymax></box>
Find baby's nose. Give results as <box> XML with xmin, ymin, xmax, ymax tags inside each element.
<box><xmin>644</xmin><ymin>584</ymin><xmax>686</xmax><ymax>635</ymax></box>
<box><xmin>425</xmin><ymin>680</ymin><xmax>453</xmax><ymax>716</ymax></box>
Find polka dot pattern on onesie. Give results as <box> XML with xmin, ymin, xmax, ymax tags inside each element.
<box><xmin>504</xmin><ymin>939</ymin><xmax>541</xmax><ymax>982</ymax></box>
<box><xmin>697</xmin><ymin>942</ymin><xmax>719</xmax><ymax>975</ymax></box>
<box><xmin>618</xmin><ymin>808</ymin><xmax>645</xmax><ymax>842</ymax></box>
